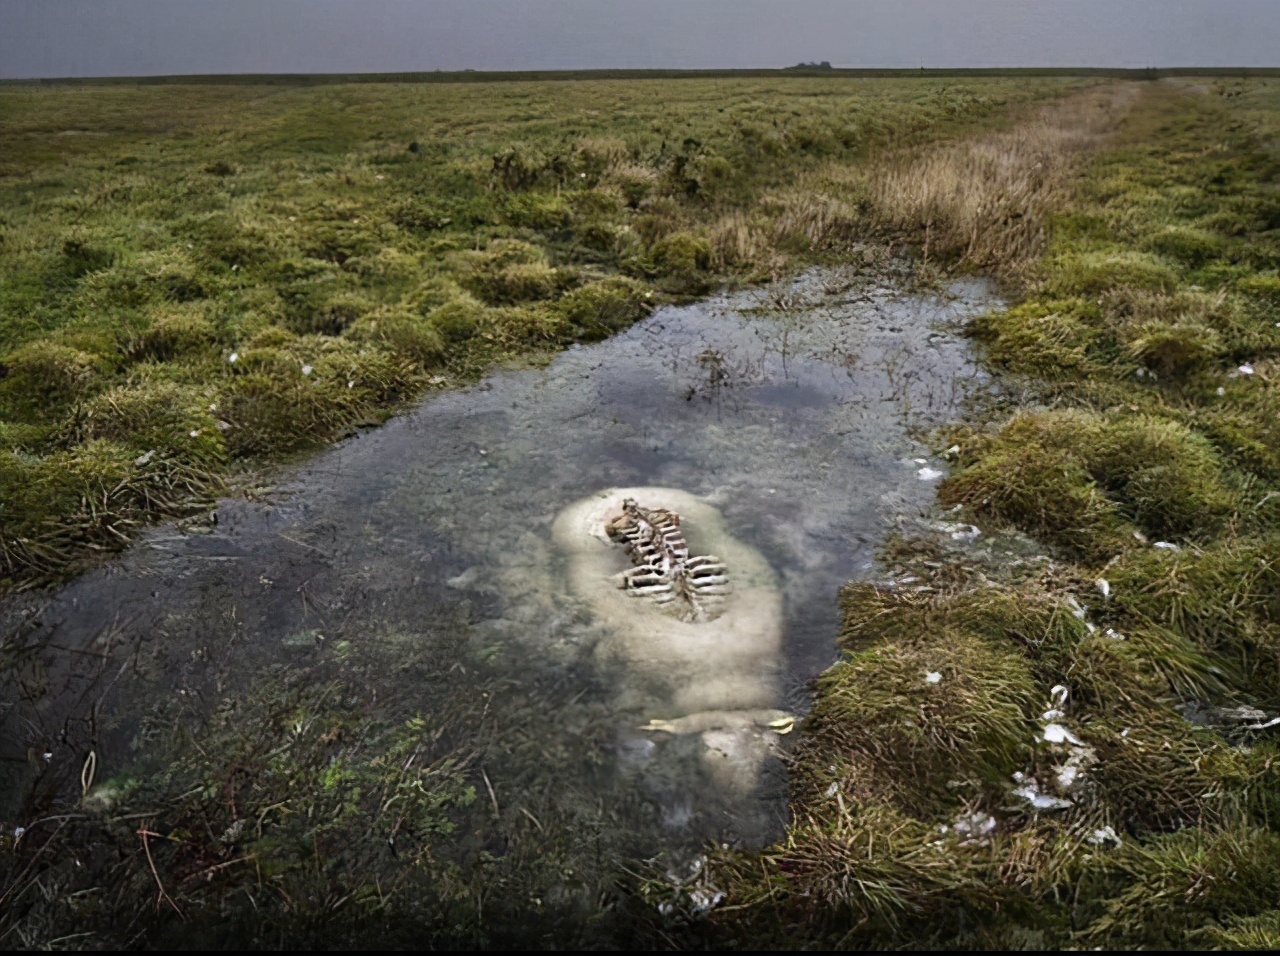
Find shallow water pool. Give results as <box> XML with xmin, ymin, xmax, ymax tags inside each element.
<box><xmin>1</xmin><ymin>265</ymin><xmax>999</xmax><ymax>940</ymax></box>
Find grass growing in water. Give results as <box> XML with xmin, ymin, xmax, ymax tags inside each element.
<box><xmin>0</xmin><ymin>75</ymin><xmax>1074</xmax><ymax>590</ymax></box>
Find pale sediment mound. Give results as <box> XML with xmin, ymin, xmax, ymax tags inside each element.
<box><xmin>552</xmin><ymin>487</ymin><xmax>788</xmax><ymax>790</ymax></box>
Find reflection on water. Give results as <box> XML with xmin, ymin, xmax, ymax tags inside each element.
<box><xmin>1</xmin><ymin>267</ymin><xmax>998</xmax><ymax>935</ymax></box>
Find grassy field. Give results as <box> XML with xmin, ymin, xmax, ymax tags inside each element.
<box><xmin>0</xmin><ymin>75</ymin><xmax>1074</xmax><ymax>590</ymax></box>
<box><xmin>5</xmin><ymin>73</ymin><xmax>1280</xmax><ymax>949</ymax></box>
<box><xmin>696</xmin><ymin>78</ymin><xmax>1280</xmax><ymax>949</ymax></box>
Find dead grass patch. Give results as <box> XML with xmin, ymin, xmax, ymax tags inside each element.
<box><xmin>868</xmin><ymin>86</ymin><xmax>1135</xmax><ymax>274</ymax></box>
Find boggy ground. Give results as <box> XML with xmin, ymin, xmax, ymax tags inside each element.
<box><xmin>0</xmin><ymin>74</ymin><xmax>1074</xmax><ymax>591</ymax></box>
<box><xmin>692</xmin><ymin>79</ymin><xmax>1280</xmax><ymax>949</ymax></box>
<box><xmin>3</xmin><ymin>75</ymin><xmax>1278</xmax><ymax>950</ymax></box>
<box><xmin>0</xmin><ymin>74</ymin><xmax>1077</xmax><ymax>948</ymax></box>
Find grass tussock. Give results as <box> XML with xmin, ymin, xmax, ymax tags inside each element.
<box><xmin>0</xmin><ymin>75</ymin><xmax>1076</xmax><ymax>589</ymax></box>
<box><xmin>811</xmin><ymin>628</ymin><xmax>1038</xmax><ymax>813</ymax></box>
<box><xmin>696</xmin><ymin>80</ymin><xmax>1280</xmax><ymax>950</ymax></box>
<box><xmin>939</xmin><ymin>409</ymin><xmax>1246</xmax><ymax>558</ymax></box>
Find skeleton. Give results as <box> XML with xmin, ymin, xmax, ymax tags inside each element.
<box><xmin>606</xmin><ymin>498</ymin><xmax>730</xmax><ymax>622</ymax></box>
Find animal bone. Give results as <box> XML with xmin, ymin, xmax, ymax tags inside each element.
<box><xmin>606</xmin><ymin>498</ymin><xmax>731</xmax><ymax>622</ymax></box>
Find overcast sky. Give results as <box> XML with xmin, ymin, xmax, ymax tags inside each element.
<box><xmin>1</xmin><ymin>0</ymin><xmax>1277</xmax><ymax>80</ymax></box>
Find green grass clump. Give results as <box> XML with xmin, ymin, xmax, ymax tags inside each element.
<box><xmin>454</xmin><ymin>243</ymin><xmax>570</xmax><ymax>305</ymax></box>
<box><xmin>1121</xmin><ymin>318</ymin><xmax>1223</xmax><ymax>378</ymax></box>
<box><xmin>700</xmin><ymin>81</ymin><xmax>1280</xmax><ymax>950</ymax></box>
<box><xmin>1082</xmin><ymin>827</ymin><xmax>1280</xmax><ymax>949</ymax></box>
<box><xmin>811</xmin><ymin>630</ymin><xmax>1037</xmax><ymax>812</ymax></box>
<box><xmin>939</xmin><ymin>410</ymin><xmax>1135</xmax><ymax>559</ymax></box>
<box><xmin>969</xmin><ymin>298</ymin><xmax>1106</xmax><ymax>378</ymax></box>
<box><xmin>1044</xmin><ymin>250</ymin><xmax>1179</xmax><ymax>297</ymax></box>
<box><xmin>222</xmin><ymin>338</ymin><xmax>421</xmax><ymax>457</ymax></box>
<box><xmin>1</xmin><ymin>74</ymin><xmax>1072</xmax><ymax>586</ymax></box>
<box><xmin>1142</xmin><ymin>224</ymin><xmax>1228</xmax><ymax>267</ymax></box>
<box><xmin>941</xmin><ymin>409</ymin><xmax>1243</xmax><ymax>559</ymax></box>
<box><xmin>345</xmin><ymin>306</ymin><xmax>447</xmax><ymax>365</ymax></box>
<box><xmin>125</xmin><ymin>309</ymin><xmax>221</xmax><ymax>363</ymax></box>
<box><xmin>551</xmin><ymin>277</ymin><xmax>652</xmax><ymax>341</ymax></box>
<box><xmin>0</xmin><ymin>341</ymin><xmax>105</xmax><ymax>419</ymax></box>
<box><xmin>0</xmin><ymin>440</ymin><xmax>221</xmax><ymax>582</ymax></box>
<box><xmin>646</xmin><ymin>230</ymin><xmax>715</xmax><ymax>293</ymax></box>
<box><xmin>427</xmin><ymin>296</ymin><xmax>488</xmax><ymax>345</ymax></box>
<box><xmin>72</xmin><ymin>380</ymin><xmax>227</xmax><ymax>464</ymax></box>
<box><xmin>1102</xmin><ymin>537</ymin><xmax>1280</xmax><ymax>700</ymax></box>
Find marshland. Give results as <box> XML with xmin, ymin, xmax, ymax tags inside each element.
<box><xmin>2</xmin><ymin>72</ymin><xmax>1279</xmax><ymax>949</ymax></box>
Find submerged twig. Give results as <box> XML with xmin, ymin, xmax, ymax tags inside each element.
<box><xmin>80</xmin><ymin>749</ymin><xmax>97</xmax><ymax>799</ymax></box>
<box><xmin>136</xmin><ymin>828</ymin><xmax>183</xmax><ymax>918</ymax></box>
<box><xmin>481</xmin><ymin>767</ymin><xmax>500</xmax><ymax>820</ymax></box>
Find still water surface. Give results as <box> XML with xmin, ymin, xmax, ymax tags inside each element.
<box><xmin>1</xmin><ymin>267</ymin><xmax>998</xmax><ymax>935</ymax></box>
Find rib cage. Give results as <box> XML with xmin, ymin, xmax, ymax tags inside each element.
<box><xmin>606</xmin><ymin>498</ymin><xmax>730</xmax><ymax>622</ymax></box>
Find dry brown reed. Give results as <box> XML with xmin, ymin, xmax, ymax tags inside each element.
<box><xmin>866</xmin><ymin>86</ymin><xmax>1135</xmax><ymax>275</ymax></box>
<box><xmin>708</xmin><ymin>211</ymin><xmax>770</xmax><ymax>270</ymax></box>
<box><xmin>771</xmin><ymin>191</ymin><xmax>861</xmax><ymax>252</ymax></box>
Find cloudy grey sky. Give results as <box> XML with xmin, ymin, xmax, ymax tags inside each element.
<box><xmin>1</xmin><ymin>0</ymin><xmax>1277</xmax><ymax>80</ymax></box>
